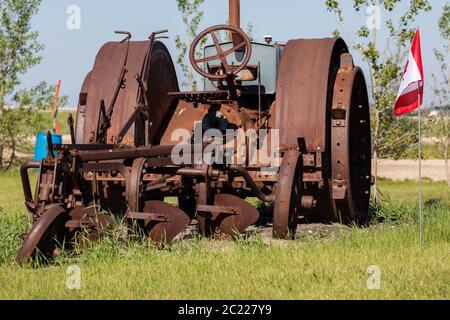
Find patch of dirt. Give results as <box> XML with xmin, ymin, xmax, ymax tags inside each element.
<box><xmin>378</xmin><ymin>159</ymin><xmax>449</xmax><ymax>182</ymax></box>
<box><xmin>177</xmin><ymin>221</ymin><xmax>350</xmax><ymax>244</ymax></box>
<box><xmin>297</xmin><ymin>223</ymin><xmax>350</xmax><ymax>237</ymax></box>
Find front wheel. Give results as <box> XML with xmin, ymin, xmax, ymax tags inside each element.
<box><xmin>273</xmin><ymin>151</ymin><xmax>303</xmax><ymax>239</ymax></box>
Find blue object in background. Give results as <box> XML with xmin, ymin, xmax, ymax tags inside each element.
<box><xmin>34</xmin><ymin>131</ymin><xmax>62</xmax><ymax>161</ymax></box>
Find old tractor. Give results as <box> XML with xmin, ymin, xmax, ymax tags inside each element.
<box><xmin>17</xmin><ymin>0</ymin><xmax>371</xmax><ymax>265</ymax></box>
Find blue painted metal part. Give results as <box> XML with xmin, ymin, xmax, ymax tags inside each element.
<box><xmin>34</xmin><ymin>132</ymin><xmax>62</xmax><ymax>161</ymax></box>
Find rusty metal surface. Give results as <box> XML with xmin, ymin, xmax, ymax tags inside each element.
<box><xmin>17</xmin><ymin>204</ymin><xmax>68</xmax><ymax>266</ymax></box>
<box><xmin>331</xmin><ymin>54</ymin><xmax>371</xmax><ymax>224</ymax></box>
<box><xmin>229</xmin><ymin>0</ymin><xmax>240</xmax><ymax>29</ymax></box>
<box><xmin>275</xmin><ymin>38</ymin><xmax>348</xmax><ymax>152</ymax></box>
<box><xmin>168</xmin><ymin>90</ymin><xmax>229</xmax><ymax>104</ymax></box>
<box><xmin>230</xmin><ymin>165</ymin><xmax>275</xmax><ymax>202</ymax></box>
<box><xmin>143</xmin><ymin>200</ymin><xmax>190</xmax><ymax>243</ymax></box>
<box><xmin>75</xmin><ymin>71</ymin><xmax>92</xmax><ymax>144</ymax></box>
<box><xmin>82</xmin><ymin>40</ymin><xmax>178</xmax><ymax>146</ymax></box>
<box><xmin>126</xmin><ymin>158</ymin><xmax>147</xmax><ymax>212</ymax></box>
<box><xmin>81</xmin><ymin>162</ymin><xmax>130</xmax><ymax>180</ymax></box>
<box><xmin>160</xmin><ymin>101</ymin><xmax>209</xmax><ymax>145</ymax></box>
<box><xmin>273</xmin><ymin>151</ymin><xmax>302</xmax><ymax>239</ymax></box>
<box><xmin>74</xmin><ymin>144</ymin><xmax>201</xmax><ymax>162</ymax></box>
<box><xmin>196</xmin><ymin>181</ymin><xmax>211</xmax><ymax>236</ymax></box>
<box><xmin>145</xmin><ymin>41</ymin><xmax>180</xmax><ymax>144</ymax></box>
<box><xmin>209</xmin><ymin>194</ymin><xmax>259</xmax><ymax>236</ymax></box>
<box><xmin>20</xmin><ymin>161</ymin><xmax>40</xmax><ymax>206</ymax></box>
<box><xmin>68</xmin><ymin>207</ymin><xmax>112</xmax><ymax>231</ymax></box>
<box><xmin>161</xmin><ymin>101</ymin><xmax>255</xmax><ymax>148</ymax></box>
<box><xmin>56</xmin><ymin>144</ymin><xmax>116</xmax><ymax>151</ymax></box>
<box><xmin>82</xmin><ymin>41</ymin><xmax>139</xmax><ymax>144</ymax></box>
<box><xmin>67</xmin><ymin>206</ymin><xmax>113</xmax><ymax>243</ymax></box>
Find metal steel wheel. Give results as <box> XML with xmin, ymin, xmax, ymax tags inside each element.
<box><xmin>80</xmin><ymin>40</ymin><xmax>179</xmax><ymax>146</ymax></box>
<box><xmin>17</xmin><ymin>205</ymin><xmax>69</xmax><ymax>266</ymax></box>
<box><xmin>273</xmin><ymin>151</ymin><xmax>303</xmax><ymax>239</ymax></box>
<box><xmin>126</xmin><ymin>157</ymin><xmax>147</xmax><ymax>212</ymax></box>
<box><xmin>330</xmin><ymin>54</ymin><xmax>371</xmax><ymax>225</ymax></box>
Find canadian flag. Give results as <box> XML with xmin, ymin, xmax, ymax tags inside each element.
<box><xmin>394</xmin><ymin>29</ymin><xmax>424</xmax><ymax>116</ymax></box>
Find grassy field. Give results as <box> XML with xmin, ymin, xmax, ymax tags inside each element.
<box><xmin>0</xmin><ymin>170</ymin><xmax>448</xmax><ymax>300</ymax></box>
<box><xmin>403</xmin><ymin>144</ymin><xmax>447</xmax><ymax>160</ymax></box>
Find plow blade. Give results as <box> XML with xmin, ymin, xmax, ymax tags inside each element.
<box><xmin>142</xmin><ymin>201</ymin><xmax>191</xmax><ymax>243</ymax></box>
<box><xmin>17</xmin><ymin>205</ymin><xmax>69</xmax><ymax>266</ymax></box>
<box><xmin>198</xmin><ymin>194</ymin><xmax>260</xmax><ymax>236</ymax></box>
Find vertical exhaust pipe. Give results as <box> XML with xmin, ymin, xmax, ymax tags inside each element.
<box><xmin>229</xmin><ymin>0</ymin><xmax>240</xmax><ymax>29</ymax></box>
<box><xmin>229</xmin><ymin>0</ymin><xmax>241</xmax><ymax>45</ymax></box>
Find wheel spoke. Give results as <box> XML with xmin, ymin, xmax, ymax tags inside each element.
<box><xmin>210</xmin><ymin>31</ymin><xmax>223</xmax><ymax>55</ymax></box>
<box><xmin>195</xmin><ymin>54</ymin><xmax>221</xmax><ymax>64</ymax></box>
<box><xmin>210</xmin><ymin>31</ymin><xmax>231</xmax><ymax>73</ymax></box>
<box><xmin>220</xmin><ymin>55</ymin><xmax>231</xmax><ymax>73</ymax></box>
<box><xmin>222</xmin><ymin>42</ymin><xmax>246</xmax><ymax>57</ymax></box>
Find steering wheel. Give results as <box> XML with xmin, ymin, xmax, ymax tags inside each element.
<box><xmin>189</xmin><ymin>25</ymin><xmax>252</xmax><ymax>80</ymax></box>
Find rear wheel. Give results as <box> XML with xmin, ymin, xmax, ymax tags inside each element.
<box><xmin>274</xmin><ymin>39</ymin><xmax>371</xmax><ymax>224</ymax></box>
<box><xmin>330</xmin><ymin>54</ymin><xmax>371</xmax><ymax>225</ymax></box>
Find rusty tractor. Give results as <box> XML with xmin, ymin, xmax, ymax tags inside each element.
<box><xmin>17</xmin><ymin>0</ymin><xmax>371</xmax><ymax>265</ymax></box>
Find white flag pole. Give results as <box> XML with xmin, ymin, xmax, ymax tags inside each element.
<box><xmin>418</xmin><ymin>84</ymin><xmax>423</xmax><ymax>249</ymax></box>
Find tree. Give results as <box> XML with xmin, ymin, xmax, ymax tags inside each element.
<box><xmin>325</xmin><ymin>0</ymin><xmax>432</xmax><ymax>202</ymax></box>
<box><xmin>175</xmin><ymin>0</ymin><xmax>206</xmax><ymax>91</ymax></box>
<box><xmin>430</xmin><ymin>1</ymin><xmax>450</xmax><ymax>186</ymax></box>
<box><xmin>2</xmin><ymin>82</ymin><xmax>67</xmax><ymax>169</ymax></box>
<box><xmin>0</xmin><ymin>0</ymin><xmax>43</xmax><ymax>169</ymax></box>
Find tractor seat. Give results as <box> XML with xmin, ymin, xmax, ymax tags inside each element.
<box><xmin>168</xmin><ymin>90</ymin><xmax>229</xmax><ymax>105</ymax></box>
<box><xmin>208</xmin><ymin>64</ymin><xmax>259</xmax><ymax>82</ymax></box>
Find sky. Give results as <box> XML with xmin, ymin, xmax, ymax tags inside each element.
<box><xmin>16</xmin><ymin>0</ymin><xmax>448</xmax><ymax>108</ymax></box>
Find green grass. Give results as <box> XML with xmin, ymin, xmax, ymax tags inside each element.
<box><xmin>377</xmin><ymin>178</ymin><xmax>450</xmax><ymax>207</ymax></box>
<box><xmin>403</xmin><ymin>144</ymin><xmax>446</xmax><ymax>160</ymax></box>
<box><xmin>0</xmin><ymin>171</ymin><xmax>449</xmax><ymax>300</ymax></box>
